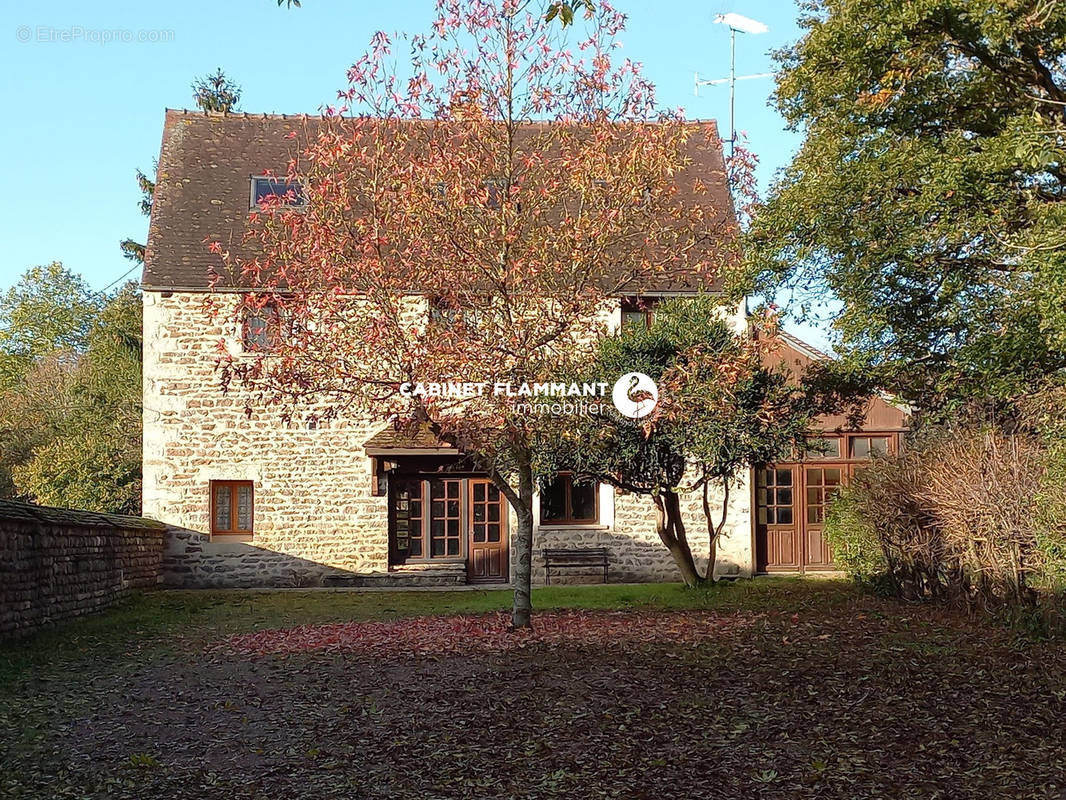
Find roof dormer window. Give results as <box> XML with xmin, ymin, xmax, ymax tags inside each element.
<box><xmin>251</xmin><ymin>176</ymin><xmax>305</xmax><ymax>208</ymax></box>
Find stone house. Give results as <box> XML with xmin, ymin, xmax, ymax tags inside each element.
<box><xmin>142</xmin><ymin>110</ymin><xmax>906</xmax><ymax>588</ymax></box>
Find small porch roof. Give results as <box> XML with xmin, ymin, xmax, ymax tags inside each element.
<box><xmin>364</xmin><ymin>422</ymin><xmax>457</xmax><ymax>456</ymax></box>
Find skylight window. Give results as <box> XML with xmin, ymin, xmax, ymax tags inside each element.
<box><xmin>250</xmin><ymin>176</ymin><xmax>305</xmax><ymax>208</ymax></box>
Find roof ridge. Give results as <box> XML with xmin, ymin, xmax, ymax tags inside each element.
<box><xmin>162</xmin><ymin>108</ymin><xmax>721</xmax><ymax>130</ymax></box>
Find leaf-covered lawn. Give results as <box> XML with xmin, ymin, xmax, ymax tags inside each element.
<box><xmin>3</xmin><ymin>580</ymin><xmax>1066</xmax><ymax>798</ymax></box>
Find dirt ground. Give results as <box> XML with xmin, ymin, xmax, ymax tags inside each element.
<box><xmin>2</xmin><ymin>583</ymin><xmax>1066</xmax><ymax>798</ymax></box>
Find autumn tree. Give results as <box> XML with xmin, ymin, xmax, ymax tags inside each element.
<box><xmin>217</xmin><ymin>0</ymin><xmax>734</xmax><ymax>626</ymax></box>
<box><xmin>541</xmin><ymin>296</ymin><xmax>809</xmax><ymax>585</ymax></box>
<box><xmin>746</xmin><ymin>0</ymin><xmax>1066</xmax><ymax>414</ymax></box>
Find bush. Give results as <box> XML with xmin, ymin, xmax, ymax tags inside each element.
<box><xmin>823</xmin><ymin>489</ymin><xmax>884</xmax><ymax>585</ymax></box>
<box><xmin>825</xmin><ymin>424</ymin><xmax>1066</xmax><ymax>609</ymax></box>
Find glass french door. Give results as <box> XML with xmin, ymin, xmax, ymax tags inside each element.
<box><xmin>389</xmin><ymin>476</ymin><xmax>508</xmax><ymax>583</ymax></box>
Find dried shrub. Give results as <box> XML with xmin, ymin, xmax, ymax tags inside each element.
<box><xmin>826</xmin><ymin>425</ymin><xmax>1063</xmax><ymax>609</ymax></box>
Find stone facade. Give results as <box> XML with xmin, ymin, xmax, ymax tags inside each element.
<box><xmin>144</xmin><ymin>291</ymin><xmax>755</xmax><ymax>588</ymax></box>
<box><xmin>0</xmin><ymin>500</ymin><xmax>165</xmax><ymax>640</ymax></box>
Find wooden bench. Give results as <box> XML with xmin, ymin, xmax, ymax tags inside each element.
<box><xmin>542</xmin><ymin>547</ymin><xmax>609</xmax><ymax>585</ymax></box>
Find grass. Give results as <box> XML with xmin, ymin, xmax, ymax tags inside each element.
<box><xmin>5</xmin><ymin>578</ymin><xmax>1064</xmax><ymax>799</ymax></box>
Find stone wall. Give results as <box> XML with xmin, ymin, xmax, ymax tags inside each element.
<box><xmin>144</xmin><ymin>291</ymin><xmax>390</xmax><ymax>588</ymax></box>
<box><xmin>0</xmin><ymin>500</ymin><xmax>165</xmax><ymax>640</ymax></box>
<box><xmin>145</xmin><ymin>290</ymin><xmax>755</xmax><ymax>588</ymax></box>
<box><xmin>530</xmin><ymin>476</ymin><xmax>753</xmax><ymax>586</ymax></box>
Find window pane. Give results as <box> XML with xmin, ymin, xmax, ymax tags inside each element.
<box><xmin>776</xmin><ymin>488</ymin><xmax>793</xmax><ymax>506</ymax></box>
<box><xmin>852</xmin><ymin>438</ymin><xmax>871</xmax><ymax>459</ymax></box>
<box><xmin>622</xmin><ymin>311</ymin><xmax>646</xmax><ymax>329</ymax></box>
<box><xmin>540</xmin><ymin>477</ymin><xmax>567</xmax><ymax>522</ymax></box>
<box><xmin>777</xmin><ymin>507</ymin><xmax>793</xmax><ymax>525</ymax></box>
<box><xmin>213</xmin><ymin>485</ymin><xmax>231</xmax><ymax>531</ymax></box>
<box><xmin>776</xmin><ymin>469</ymin><xmax>793</xmax><ymax>486</ymax></box>
<box><xmin>870</xmin><ymin>437</ymin><xmax>889</xmax><ymax>455</ymax></box>
<box><xmin>243</xmin><ymin>308</ymin><xmax>281</xmax><ymax>352</ymax></box>
<box><xmin>806</xmin><ymin>437</ymin><xmax>840</xmax><ymax>459</ymax></box>
<box><xmin>570</xmin><ymin>481</ymin><xmax>598</xmax><ymax>522</ymax></box>
<box><xmin>236</xmin><ymin>485</ymin><xmax>253</xmax><ymax>531</ymax></box>
<box><xmin>825</xmin><ymin>469</ymin><xmax>842</xmax><ymax>486</ymax></box>
<box><xmin>254</xmin><ymin>177</ymin><xmax>304</xmax><ymax>205</ymax></box>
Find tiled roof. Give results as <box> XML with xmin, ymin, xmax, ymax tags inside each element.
<box><xmin>143</xmin><ymin>110</ymin><xmax>737</xmax><ymax>292</ymax></box>
<box><xmin>363</xmin><ymin>421</ymin><xmax>454</xmax><ymax>453</ymax></box>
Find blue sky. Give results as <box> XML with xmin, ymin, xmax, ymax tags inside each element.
<box><xmin>0</xmin><ymin>0</ymin><xmax>816</xmax><ymax>337</ymax></box>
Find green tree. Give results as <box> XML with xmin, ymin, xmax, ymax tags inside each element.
<box><xmin>121</xmin><ymin>68</ymin><xmax>240</xmax><ymax>265</ymax></box>
<box><xmin>542</xmin><ymin>297</ymin><xmax>810</xmax><ymax>585</ymax></box>
<box><xmin>746</xmin><ymin>0</ymin><xmax>1066</xmax><ymax>414</ymax></box>
<box><xmin>12</xmin><ymin>284</ymin><xmax>143</xmax><ymax>513</ymax></box>
<box><xmin>192</xmin><ymin>68</ymin><xmax>242</xmax><ymax>114</ymax></box>
<box><xmin>0</xmin><ymin>263</ymin><xmax>98</xmax><ymax>391</ymax></box>
<box><xmin>119</xmin><ymin>168</ymin><xmax>155</xmax><ymax>265</ymax></box>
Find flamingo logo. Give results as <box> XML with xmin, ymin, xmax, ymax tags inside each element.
<box><xmin>611</xmin><ymin>372</ymin><xmax>659</xmax><ymax>419</ymax></box>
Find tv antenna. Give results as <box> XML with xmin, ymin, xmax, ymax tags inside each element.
<box><xmin>694</xmin><ymin>12</ymin><xmax>771</xmax><ymax>158</ymax></box>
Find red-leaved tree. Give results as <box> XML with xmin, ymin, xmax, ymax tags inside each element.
<box><xmin>213</xmin><ymin>0</ymin><xmax>738</xmax><ymax>627</ymax></box>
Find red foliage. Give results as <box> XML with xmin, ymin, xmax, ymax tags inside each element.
<box><xmin>208</xmin><ymin>609</ymin><xmax>763</xmax><ymax>659</ymax></box>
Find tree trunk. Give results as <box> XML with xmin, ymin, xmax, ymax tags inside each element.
<box><xmin>653</xmin><ymin>490</ymin><xmax>703</xmax><ymax>587</ymax></box>
<box><xmin>510</xmin><ymin>458</ymin><xmax>535</xmax><ymax>629</ymax></box>
<box><xmin>702</xmin><ymin>478</ymin><xmax>730</xmax><ymax>582</ymax></box>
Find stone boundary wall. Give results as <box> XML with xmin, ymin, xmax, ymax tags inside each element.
<box><xmin>0</xmin><ymin>500</ymin><xmax>166</xmax><ymax>640</ymax></box>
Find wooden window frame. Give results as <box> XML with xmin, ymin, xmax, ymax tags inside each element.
<box><xmin>849</xmin><ymin>435</ymin><xmax>892</xmax><ymax>459</ymax></box>
<box><xmin>620</xmin><ymin>296</ymin><xmax>660</xmax><ymax>330</ymax></box>
<box><xmin>210</xmin><ymin>480</ymin><xmax>254</xmax><ymax>540</ymax></box>
<box><xmin>802</xmin><ymin>436</ymin><xmax>842</xmax><ymax>460</ymax></box>
<box><xmin>539</xmin><ymin>473</ymin><xmax>599</xmax><ymax>526</ymax></box>
<box><xmin>756</xmin><ymin>467</ymin><xmax>795</xmax><ymax>526</ymax></box>
<box><xmin>392</xmin><ymin>477</ymin><xmax>468</xmax><ymax>564</ymax></box>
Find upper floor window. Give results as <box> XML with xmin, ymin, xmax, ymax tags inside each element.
<box><xmin>803</xmin><ymin>436</ymin><xmax>841</xmax><ymax>460</ymax></box>
<box><xmin>540</xmin><ymin>473</ymin><xmax>598</xmax><ymax>525</ymax></box>
<box><xmin>621</xmin><ymin>296</ymin><xmax>661</xmax><ymax>330</ymax></box>
<box><xmin>851</xmin><ymin>436</ymin><xmax>890</xmax><ymax>459</ymax></box>
<box><xmin>251</xmin><ymin>176</ymin><xmax>305</xmax><ymax>208</ymax></box>
<box><xmin>243</xmin><ymin>304</ymin><xmax>283</xmax><ymax>352</ymax></box>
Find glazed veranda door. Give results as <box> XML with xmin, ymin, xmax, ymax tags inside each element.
<box><xmin>467</xmin><ymin>479</ymin><xmax>508</xmax><ymax>583</ymax></box>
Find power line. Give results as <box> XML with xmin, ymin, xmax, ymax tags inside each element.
<box><xmin>94</xmin><ymin>263</ymin><xmax>141</xmax><ymax>297</ymax></box>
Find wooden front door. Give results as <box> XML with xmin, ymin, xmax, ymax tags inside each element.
<box><xmin>467</xmin><ymin>479</ymin><xmax>508</xmax><ymax>583</ymax></box>
<box><xmin>756</xmin><ymin>466</ymin><xmax>801</xmax><ymax>572</ymax></box>
<box><xmin>802</xmin><ymin>465</ymin><xmax>844</xmax><ymax>569</ymax></box>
